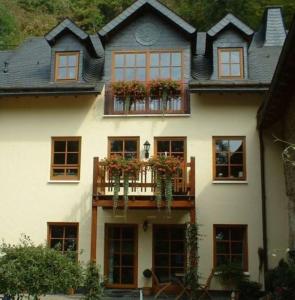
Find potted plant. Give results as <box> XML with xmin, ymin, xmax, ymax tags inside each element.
<box><xmin>148</xmin><ymin>155</ymin><xmax>182</xmax><ymax>212</ymax></box>
<box><xmin>149</xmin><ymin>79</ymin><xmax>180</xmax><ymax>112</ymax></box>
<box><xmin>111</xmin><ymin>81</ymin><xmax>146</xmax><ymax>112</ymax></box>
<box><xmin>142</xmin><ymin>269</ymin><xmax>153</xmax><ymax>296</ymax></box>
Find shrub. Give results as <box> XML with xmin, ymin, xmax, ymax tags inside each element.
<box><xmin>238</xmin><ymin>280</ymin><xmax>262</xmax><ymax>300</ymax></box>
<box><xmin>215</xmin><ymin>263</ymin><xmax>246</xmax><ymax>288</ymax></box>
<box><xmin>0</xmin><ymin>235</ymin><xmax>82</xmax><ymax>299</ymax></box>
<box><xmin>266</xmin><ymin>259</ymin><xmax>295</xmax><ymax>300</ymax></box>
<box><xmin>83</xmin><ymin>262</ymin><xmax>104</xmax><ymax>300</ymax></box>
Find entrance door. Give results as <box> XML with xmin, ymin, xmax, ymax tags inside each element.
<box><xmin>105</xmin><ymin>224</ymin><xmax>138</xmax><ymax>288</ymax></box>
<box><xmin>153</xmin><ymin>225</ymin><xmax>186</xmax><ymax>281</ymax></box>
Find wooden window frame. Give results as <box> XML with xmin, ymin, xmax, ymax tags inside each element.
<box><xmin>154</xmin><ymin>137</ymin><xmax>187</xmax><ymax>161</ymax></box>
<box><xmin>152</xmin><ymin>224</ymin><xmax>186</xmax><ymax>281</ymax></box>
<box><xmin>104</xmin><ymin>223</ymin><xmax>138</xmax><ymax>289</ymax></box>
<box><xmin>213</xmin><ymin>136</ymin><xmax>246</xmax><ymax>181</ymax></box>
<box><xmin>47</xmin><ymin>222</ymin><xmax>79</xmax><ymax>258</ymax></box>
<box><xmin>50</xmin><ymin>136</ymin><xmax>81</xmax><ymax>181</ymax></box>
<box><xmin>213</xmin><ymin>224</ymin><xmax>248</xmax><ymax>271</ymax></box>
<box><xmin>112</xmin><ymin>50</ymin><xmax>184</xmax><ymax>83</ymax></box>
<box><xmin>55</xmin><ymin>51</ymin><xmax>80</xmax><ymax>81</ymax></box>
<box><xmin>108</xmin><ymin>136</ymin><xmax>140</xmax><ymax>159</ymax></box>
<box><xmin>218</xmin><ymin>48</ymin><xmax>244</xmax><ymax>79</ymax></box>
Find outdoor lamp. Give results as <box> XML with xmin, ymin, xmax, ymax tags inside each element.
<box><xmin>144</xmin><ymin>141</ymin><xmax>151</xmax><ymax>159</ymax></box>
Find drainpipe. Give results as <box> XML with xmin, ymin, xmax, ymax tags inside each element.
<box><xmin>259</xmin><ymin>129</ymin><xmax>269</xmax><ymax>277</ymax></box>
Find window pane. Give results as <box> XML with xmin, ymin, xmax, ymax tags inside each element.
<box><xmin>121</xmin><ymin>268</ymin><xmax>134</xmax><ymax>284</ymax></box>
<box><xmin>58</xmin><ymin>68</ymin><xmax>67</xmax><ymax>79</ymax></box>
<box><xmin>157</xmin><ymin>141</ymin><xmax>170</xmax><ymax>153</ymax></box>
<box><xmin>51</xmin><ymin>226</ymin><xmax>63</xmax><ymax>238</ymax></box>
<box><xmin>111</xmin><ymin>140</ymin><xmax>123</xmax><ymax>152</ymax></box>
<box><xmin>53</xmin><ymin>169</ymin><xmax>64</xmax><ymax>176</ymax></box>
<box><xmin>171</xmin><ymin>255</ymin><xmax>184</xmax><ymax>267</ymax></box>
<box><xmin>65</xmin><ymin>226</ymin><xmax>77</xmax><ymax>238</ymax></box>
<box><xmin>54</xmin><ymin>153</ymin><xmax>65</xmax><ymax>164</ymax></box>
<box><xmin>230</xmin><ymin>152</ymin><xmax>243</xmax><ymax>164</ymax></box>
<box><xmin>125</xmin><ymin>68</ymin><xmax>135</xmax><ymax>80</ymax></box>
<box><xmin>217</xmin><ymin>242</ymin><xmax>230</xmax><ymax>254</ymax></box>
<box><xmin>216</xmin><ymin>228</ymin><xmax>229</xmax><ymax>240</ymax></box>
<box><xmin>217</xmin><ymin>255</ymin><xmax>230</xmax><ymax>266</ymax></box>
<box><xmin>64</xmin><ymin>239</ymin><xmax>77</xmax><ymax>251</ymax></box>
<box><xmin>160</xmin><ymin>67</ymin><xmax>170</xmax><ymax>79</ymax></box>
<box><xmin>155</xmin><ymin>241</ymin><xmax>169</xmax><ymax>253</ymax></box>
<box><xmin>220</xmin><ymin>51</ymin><xmax>230</xmax><ymax>63</ymax></box>
<box><xmin>68</xmin><ymin>141</ymin><xmax>79</xmax><ymax>152</ymax></box>
<box><xmin>171</xmin><ymin>227</ymin><xmax>185</xmax><ymax>239</ymax></box>
<box><xmin>115</xmin><ymin>68</ymin><xmax>124</xmax><ymax>81</ymax></box>
<box><xmin>221</xmin><ymin>64</ymin><xmax>230</xmax><ymax>76</ymax></box>
<box><xmin>150</xmin><ymin>68</ymin><xmax>159</xmax><ymax>80</ymax></box>
<box><xmin>155</xmin><ymin>255</ymin><xmax>169</xmax><ymax>266</ymax></box>
<box><xmin>231</xmin><ymin>51</ymin><xmax>240</xmax><ymax>63</ymax></box>
<box><xmin>66</xmin><ymin>169</ymin><xmax>78</xmax><ymax>176</ymax></box>
<box><xmin>50</xmin><ymin>239</ymin><xmax>63</xmax><ymax>250</ymax></box>
<box><xmin>115</xmin><ymin>54</ymin><xmax>124</xmax><ymax>67</ymax></box>
<box><xmin>171</xmin><ymin>141</ymin><xmax>184</xmax><ymax>153</ymax></box>
<box><xmin>126</xmin><ymin>54</ymin><xmax>135</xmax><ymax>67</ymax></box>
<box><xmin>59</xmin><ymin>56</ymin><xmax>67</xmax><ymax>67</ymax></box>
<box><xmin>67</xmin><ymin>153</ymin><xmax>78</xmax><ymax>164</ymax></box>
<box><xmin>54</xmin><ymin>141</ymin><xmax>66</xmax><ymax>152</ymax></box>
<box><xmin>122</xmin><ymin>255</ymin><xmax>133</xmax><ymax>266</ymax></box>
<box><xmin>231</xmin><ymin>242</ymin><xmax>243</xmax><ymax>254</ymax></box>
<box><xmin>136</xmin><ymin>68</ymin><xmax>146</xmax><ymax>81</ymax></box>
<box><xmin>136</xmin><ymin>53</ymin><xmax>146</xmax><ymax>67</ymax></box>
<box><xmin>171</xmin><ymin>53</ymin><xmax>181</xmax><ymax>66</ymax></box>
<box><xmin>68</xmin><ymin>55</ymin><xmax>78</xmax><ymax>66</ymax></box>
<box><xmin>229</xmin><ymin>140</ymin><xmax>243</xmax><ymax>152</ymax></box>
<box><xmin>172</xmin><ymin>67</ymin><xmax>181</xmax><ymax>80</ymax></box>
<box><xmin>231</xmin><ymin>255</ymin><xmax>243</xmax><ymax>266</ymax></box>
<box><xmin>231</xmin><ymin>64</ymin><xmax>241</xmax><ymax>76</ymax></box>
<box><xmin>216</xmin><ymin>166</ymin><xmax>229</xmax><ymax>178</ymax></box>
<box><xmin>215</xmin><ymin>140</ymin><xmax>229</xmax><ymax>152</ymax></box>
<box><xmin>231</xmin><ymin>228</ymin><xmax>245</xmax><ymax>240</ymax></box>
<box><xmin>230</xmin><ymin>166</ymin><xmax>244</xmax><ymax>178</ymax></box>
<box><xmin>68</xmin><ymin>67</ymin><xmax>77</xmax><ymax>79</ymax></box>
<box><xmin>150</xmin><ymin>53</ymin><xmax>159</xmax><ymax>66</ymax></box>
<box><xmin>125</xmin><ymin>140</ymin><xmax>137</xmax><ymax>152</ymax></box>
<box><xmin>216</xmin><ymin>152</ymin><xmax>228</xmax><ymax>164</ymax></box>
<box><xmin>122</xmin><ymin>227</ymin><xmax>135</xmax><ymax>239</ymax></box>
<box><xmin>160</xmin><ymin>53</ymin><xmax>170</xmax><ymax>66</ymax></box>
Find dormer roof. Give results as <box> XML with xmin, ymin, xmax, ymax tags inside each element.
<box><xmin>98</xmin><ymin>0</ymin><xmax>196</xmax><ymax>37</ymax></box>
<box><xmin>207</xmin><ymin>13</ymin><xmax>254</xmax><ymax>37</ymax></box>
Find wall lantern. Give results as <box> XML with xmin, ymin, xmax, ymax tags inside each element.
<box><xmin>144</xmin><ymin>141</ymin><xmax>151</xmax><ymax>159</ymax></box>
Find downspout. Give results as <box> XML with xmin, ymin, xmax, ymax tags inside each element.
<box><xmin>259</xmin><ymin>129</ymin><xmax>269</xmax><ymax>277</ymax></box>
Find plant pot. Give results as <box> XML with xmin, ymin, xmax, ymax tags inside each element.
<box><xmin>143</xmin><ymin>287</ymin><xmax>152</xmax><ymax>296</ymax></box>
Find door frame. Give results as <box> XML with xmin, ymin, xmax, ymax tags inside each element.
<box><xmin>104</xmin><ymin>223</ymin><xmax>138</xmax><ymax>289</ymax></box>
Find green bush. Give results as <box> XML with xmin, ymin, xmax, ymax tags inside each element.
<box><xmin>0</xmin><ymin>235</ymin><xmax>82</xmax><ymax>299</ymax></box>
<box><xmin>83</xmin><ymin>261</ymin><xmax>104</xmax><ymax>300</ymax></box>
<box><xmin>215</xmin><ymin>263</ymin><xmax>246</xmax><ymax>288</ymax></box>
<box><xmin>238</xmin><ymin>280</ymin><xmax>262</xmax><ymax>300</ymax></box>
<box><xmin>266</xmin><ymin>259</ymin><xmax>295</xmax><ymax>300</ymax></box>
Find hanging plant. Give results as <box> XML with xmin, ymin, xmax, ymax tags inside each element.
<box><xmin>150</xmin><ymin>79</ymin><xmax>180</xmax><ymax>112</ymax></box>
<box><xmin>148</xmin><ymin>155</ymin><xmax>182</xmax><ymax>212</ymax></box>
<box><xmin>100</xmin><ymin>157</ymin><xmax>141</xmax><ymax>213</ymax></box>
<box><xmin>111</xmin><ymin>81</ymin><xmax>146</xmax><ymax>112</ymax></box>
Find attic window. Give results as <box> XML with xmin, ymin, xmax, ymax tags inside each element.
<box><xmin>218</xmin><ymin>48</ymin><xmax>244</xmax><ymax>79</ymax></box>
<box><xmin>55</xmin><ymin>52</ymin><xmax>79</xmax><ymax>81</ymax></box>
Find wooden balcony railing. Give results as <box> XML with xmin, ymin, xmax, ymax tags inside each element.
<box><xmin>92</xmin><ymin>157</ymin><xmax>195</xmax><ymax>209</ymax></box>
<box><xmin>104</xmin><ymin>83</ymin><xmax>190</xmax><ymax>115</ymax></box>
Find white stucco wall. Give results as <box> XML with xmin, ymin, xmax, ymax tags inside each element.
<box><xmin>0</xmin><ymin>91</ymin><xmax>284</xmax><ymax>288</ymax></box>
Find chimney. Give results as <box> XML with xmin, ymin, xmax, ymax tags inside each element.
<box><xmin>263</xmin><ymin>6</ymin><xmax>286</xmax><ymax>47</ymax></box>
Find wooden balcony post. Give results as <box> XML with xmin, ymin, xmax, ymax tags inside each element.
<box><xmin>93</xmin><ymin>157</ymin><xmax>99</xmax><ymax>198</ymax></box>
<box><xmin>90</xmin><ymin>205</ymin><xmax>97</xmax><ymax>262</ymax></box>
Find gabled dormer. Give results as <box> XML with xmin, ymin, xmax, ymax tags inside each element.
<box><xmin>207</xmin><ymin>13</ymin><xmax>254</xmax><ymax>80</ymax></box>
<box><xmin>45</xmin><ymin>18</ymin><xmax>104</xmax><ymax>84</ymax></box>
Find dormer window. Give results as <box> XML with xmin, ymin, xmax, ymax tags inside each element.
<box><xmin>55</xmin><ymin>52</ymin><xmax>79</xmax><ymax>81</ymax></box>
<box><xmin>218</xmin><ymin>48</ymin><xmax>244</xmax><ymax>79</ymax></box>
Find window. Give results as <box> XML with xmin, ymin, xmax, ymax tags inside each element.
<box><xmin>55</xmin><ymin>52</ymin><xmax>79</xmax><ymax>81</ymax></box>
<box><xmin>108</xmin><ymin>137</ymin><xmax>139</xmax><ymax>159</ymax></box>
<box><xmin>153</xmin><ymin>225</ymin><xmax>186</xmax><ymax>280</ymax></box>
<box><xmin>47</xmin><ymin>222</ymin><xmax>79</xmax><ymax>257</ymax></box>
<box><xmin>51</xmin><ymin>137</ymin><xmax>81</xmax><ymax>180</ymax></box>
<box><xmin>214</xmin><ymin>225</ymin><xmax>248</xmax><ymax>270</ymax></box>
<box><xmin>113</xmin><ymin>51</ymin><xmax>182</xmax><ymax>82</ymax></box>
<box><xmin>218</xmin><ymin>48</ymin><xmax>243</xmax><ymax>79</ymax></box>
<box><xmin>155</xmin><ymin>137</ymin><xmax>186</xmax><ymax>160</ymax></box>
<box><xmin>213</xmin><ymin>137</ymin><xmax>246</xmax><ymax>180</ymax></box>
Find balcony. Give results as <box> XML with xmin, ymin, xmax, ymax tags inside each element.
<box><xmin>104</xmin><ymin>83</ymin><xmax>189</xmax><ymax>115</ymax></box>
<box><xmin>92</xmin><ymin>157</ymin><xmax>195</xmax><ymax>209</ymax></box>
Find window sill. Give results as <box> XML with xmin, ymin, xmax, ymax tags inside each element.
<box><xmin>214</xmin><ymin>271</ymin><xmax>250</xmax><ymax>276</ymax></box>
<box><xmin>212</xmin><ymin>180</ymin><xmax>248</xmax><ymax>184</ymax></box>
<box><xmin>47</xmin><ymin>180</ymin><xmax>80</xmax><ymax>184</ymax></box>
<box><xmin>103</xmin><ymin>114</ymin><xmax>191</xmax><ymax>118</ymax></box>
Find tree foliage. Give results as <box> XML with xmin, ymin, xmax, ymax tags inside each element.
<box><xmin>0</xmin><ymin>0</ymin><xmax>294</xmax><ymax>49</ymax></box>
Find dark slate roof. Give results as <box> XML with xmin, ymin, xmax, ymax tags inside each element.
<box><xmin>0</xmin><ymin>37</ymin><xmax>103</xmax><ymax>95</ymax></box>
<box><xmin>207</xmin><ymin>13</ymin><xmax>254</xmax><ymax>37</ymax></box>
<box><xmin>98</xmin><ymin>0</ymin><xmax>196</xmax><ymax>37</ymax></box>
<box><xmin>258</xmin><ymin>15</ymin><xmax>295</xmax><ymax>129</ymax></box>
